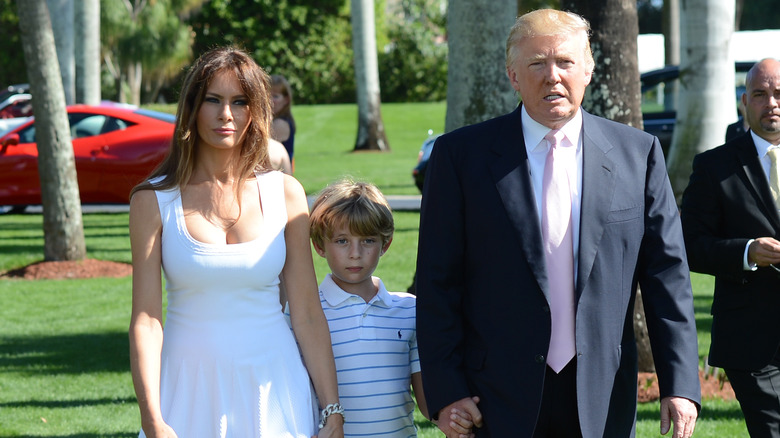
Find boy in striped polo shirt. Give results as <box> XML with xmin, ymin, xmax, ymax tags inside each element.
<box><xmin>308</xmin><ymin>179</ymin><xmax>430</xmax><ymax>437</ymax></box>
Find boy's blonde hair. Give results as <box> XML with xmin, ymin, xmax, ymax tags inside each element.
<box><xmin>310</xmin><ymin>179</ymin><xmax>394</xmax><ymax>249</ymax></box>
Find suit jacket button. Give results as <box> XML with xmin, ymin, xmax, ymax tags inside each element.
<box><xmin>542</xmin><ymin>304</ymin><xmax>550</xmax><ymax>313</ymax></box>
<box><xmin>535</xmin><ymin>354</ymin><xmax>545</xmax><ymax>363</ymax></box>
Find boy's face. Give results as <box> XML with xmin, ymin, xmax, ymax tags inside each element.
<box><xmin>314</xmin><ymin>224</ymin><xmax>389</xmax><ymax>298</ymax></box>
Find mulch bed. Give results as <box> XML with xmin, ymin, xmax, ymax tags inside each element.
<box><xmin>1</xmin><ymin>258</ymin><xmax>132</xmax><ymax>279</ymax></box>
<box><xmin>638</xmin><ymin>370</ymin><xmax>735</xmax><ymax>402</ymax></box>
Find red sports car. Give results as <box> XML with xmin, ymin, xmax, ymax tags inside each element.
<box><xmin>0</xmin><ymin>104</ymin><xmax>174</xmax><ymax>209</ymax></box>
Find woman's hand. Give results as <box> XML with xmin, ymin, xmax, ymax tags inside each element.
<box><xmin>142</xmin><ymin>420</ymin><xmax>178</xmax><ymax>438</ymax></box>
<box><xmin>312</xmin><ymin>413</ymin><xmax>344</xmax><ymax>438</ymax></box>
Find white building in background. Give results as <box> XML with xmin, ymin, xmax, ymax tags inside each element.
<box><xmin>638</xmin><ymin>30</ymin><xmax>780</xmax><ymax>72</ymax></box>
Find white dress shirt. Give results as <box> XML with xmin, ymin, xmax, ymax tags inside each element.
<box><xmin>522</xmin><ymin>105</ymin><xmax>583</xmax><ymax>277</ymax></box>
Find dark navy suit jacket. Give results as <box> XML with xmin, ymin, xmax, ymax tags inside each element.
<box><xmin>416</xmin><ymin>106</ymin><xmax>701</xmax><ymax>437</ymax></box>
<box><xmin>681</xmin><ymin>131</ymin><xmax>780</xmax><ymax>371</ymax></box>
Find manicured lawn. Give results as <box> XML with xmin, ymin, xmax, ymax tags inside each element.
<box><xmin>0</xmin><ymin>102</ymin><xmax>748</xmax><ymax>436</ymax></box>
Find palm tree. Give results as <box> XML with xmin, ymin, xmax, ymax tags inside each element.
<box><xmin>351</xmin><ymin>0</ymin><xmax>389</xmax><ymax>151</ymax></box>
<box><xmin>445</xmin><ymin>0</ymin><xmax>517</xmax><ymax>132</ymax></box>
<box><xmin>47</xmin><ymin>0</ymin><xmax>75</xmax><ymax>105</ymax></box>
<box><xmin>665</xmin><ymin>0</ymin><xmax>736</xmax><ymax>201</ymax></box>
<box><xmin>75</xmin><ymin>0</ymin><xmax>101</xmax><ymax>105</ymax></box>
<box><xmin>17</xmin><ymin>0</ymin><xmax>86</xmax><ymax>261</ymax></box>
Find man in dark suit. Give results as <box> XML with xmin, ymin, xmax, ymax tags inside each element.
<box><xmin>416</xmin><ymin>9</ymin><xmax>701</xmax><ymax>438</ymax></box>
<box><xmin>725</xmin><ymin>100</ymin><xmax>748</xmax><ymax>143</ymax></box>
<box><xmin>681</xmin><ymin>58</ymin><xmax>780</xmax><ymax>437</ymax></box>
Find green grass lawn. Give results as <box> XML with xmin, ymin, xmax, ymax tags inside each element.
<box><xmin>0</xmin><ymin>102</ymin><xmax>749</xmax><ymax>436</ymax></box>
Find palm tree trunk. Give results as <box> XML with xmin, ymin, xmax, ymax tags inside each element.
<box><xmin>445</xmin><ymin>0</ymin><xmax>517</xmax><ymax>133</ymax></box>
<box><xmin>351</xmin><ymin>0</ymin><xmax>389</xmax><ymax>151</ymax></box>
<box><xmin>666</xmin><ymin>0</ymin><xmax>736</xmax><ymax>202</ymax></box>
<box><xmin>17</xmin><ymin>0</ymin><xmax>86</xmax><ymax>261</ymax></box>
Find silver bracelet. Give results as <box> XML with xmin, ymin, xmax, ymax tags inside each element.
<box><xmin>318</xmin><ymin>402</ymin><xmax>345</xmax><ymax>429</ymax></box>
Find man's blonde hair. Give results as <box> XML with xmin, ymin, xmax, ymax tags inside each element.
<box><xmin>310</xmin><ymin>179</ymin><xmax>394</xmax><ymax>249</ymax></box>
<box><xmin>505</xmin><ymin>9</ymin><xmax>595</xmax><ymax>73</ymax></box>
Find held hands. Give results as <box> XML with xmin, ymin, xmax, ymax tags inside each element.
<box><xmin>748</xmin><ymin>237</ymin><xmax>780</xmax><ymax>267</ymax></box>
<box><xmin>312</xmin><ymin>411</ymin><xmax>344</xmax><ymax>438</ymax></box>
<box><xmin>142</xmin><ymin>421</ymin><xmax>178</xmax><ymax>438</ymax></box>
<box><xmin>660</xmin><ymin>396</ymin><xmax>697</xmax><ymax>438</ymax></box>
<box><xmin>436</xmin><ymin>396</ymin><xmax>482</xmax><ymax>438</ymax></box>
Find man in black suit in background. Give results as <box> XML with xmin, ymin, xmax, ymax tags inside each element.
<box><xmin>725</xmin><ymin>100</ymin><xmax>748</xmax><ymax>142</ymax></box>
<box><xmin>681</xmin><ymin>58</ymin><xmax>780</xmax><ymax>437</ymax></box>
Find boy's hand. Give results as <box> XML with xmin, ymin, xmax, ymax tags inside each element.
<box><xmin>437</xmin><ymin>396</ymin><xmax>481</xmax><ymax>438</ymax></box>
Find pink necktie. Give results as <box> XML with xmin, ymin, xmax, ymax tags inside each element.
<box><xmin>541</xmin><ymin>129</ymin><xmax>576</xmax><ymax>373</ymax></box>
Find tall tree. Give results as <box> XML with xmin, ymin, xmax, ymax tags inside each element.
<box><xmin>562</xmin><ymin>0</ymin><xmax>642</xmax><ymax>128</ymax></box>
<box><xmin>47</xmin><ymin>0</ymin><xmax>75</xmax><ymax>105</ymax></box>
<box><xmin>660</xmin><ymin>0</ymin><xmax>680</xmax><ymax>117</ymax></box>
<box><xmin>101</xmin><ymin>0</ymin><xmax>199</xmax><ymax>105</ymax></box>
<box><xmin>665</xmin><ymin>0</ymin><xmax>735</xmax><ymax>201</ymax></box>
<box><xmin>663</xmin><ymin>0</ymin><xmax>680</xmax><ymax>66</ymax></box>
<box><xmin>351</xmin><ymin>0</ymin><xmax>389</xmax><ymax>151</ymax></box>
<box><xmin>445</xmin><ymin>0</ymin><xmax>517</xmax><ymax>133</ymax></box>
<box><xmin>16</xmin><ymin>0</ymin><xmax>86</xmax><ymax>261</ymax></box>
<box><xmin>189</xmin><ymin>0</ymin><xmax>353</xmax><ymax>105</ymax></box>
<box><xmin>734</xmin><ymin>0</ymin><xmax>744</xmax><ymax>30</ymax></box>
<box><xmin>75</xmin><ymin>0</ymin><xmax>101</xmax><ymax>105</ymax></box>
<box><xmin>562</xmin><ymin>0</ymin><xmax>654</xmax><ymax>372</ymax></box>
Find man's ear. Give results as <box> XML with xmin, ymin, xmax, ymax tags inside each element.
<box><xmin>312</xmin><ymin>241</ymin><xmax>327</xmax><ymax>258</ymax></box>
<box><xmin>380</xmin><ymin>237</ymin><xmax>393</xmax><ymax>256</ymax></box>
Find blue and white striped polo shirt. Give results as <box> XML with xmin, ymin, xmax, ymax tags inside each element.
<box><xmin>319</xmin><ymin>273</ymin><xmax>421</xmax><ymax>438</ymax></box>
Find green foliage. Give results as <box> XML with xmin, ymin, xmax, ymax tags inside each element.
<box><xmin>378</xmin><ymin>0</ymin><xmax>448</xmax><ymax>103</ymax></box>
<box><xmin>0</xmin><ymin>0</ymin><xmax>25</xmax><ymax>87</ymax></box>
<box><xmin>100</xmin><ymin>0</ymin><xmax>199</xmax><ymax>103</ymax></box>
<box><xmin>518</xmin><ymin>0</ymin><xmax>560</xmax><ymax>14</ymax></box>
<box><xmin>189</xmin><ymin>0</ymin><xmax>355</xmax><ymax>104</ymax></box>
<box><xmin>739</xmin><ymin>0</ymin><xmax>780</xmax><ymax>31</ymax></box>
<box><xmin>637</xmin><ymin>0</ymin><xmax>662</xmax><ymax>34</ymax></box>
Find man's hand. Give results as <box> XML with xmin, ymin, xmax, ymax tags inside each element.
<box><xmin>660</xmin><ymin>396</ymin><xmax>697</xmax><ymax>438</ymax></box>
<box><xmin>436</xmin><ymin>396</ymin><xmax>482</xmax><ymax>438</ymax></box>
<box><xmin>748</xmin><ymin>237</ymin><xmax>780</xmax><ymax>266</ymax></box>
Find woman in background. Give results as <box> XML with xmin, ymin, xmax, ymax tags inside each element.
<box><xmin>270</xmin><ymin>75</ymin><xmax>296</xmax><ymax>169</ymax></box>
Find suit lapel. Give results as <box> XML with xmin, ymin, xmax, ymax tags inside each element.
<box><xmin>489</xmin><ymin>107</ymin><xmax>548</xmax><ymax>297</ymax></box>
<box><xmin>735</xmin><ymin>137</ymin><xmax>780</xmax><ymax>230</ymax></box>
<box><xmin>577</xmin><ymin>113</ymin><xmax>616</xmax><ymax>296</ymax></box>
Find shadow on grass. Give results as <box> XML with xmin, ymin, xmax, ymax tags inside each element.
<box><xmin>0</xmin><ymin>331</ymin><xmax>129</xmax><ymax>374</ymax></box>
<box><xmin>0</xmin><ymin>396</ymin><xmax>136</xmax><ymax>409</ymax></box>
<box><xmin>8</xmin><ymin>434</ymin><xmax>136</xmax><ymax>438</ymax></box>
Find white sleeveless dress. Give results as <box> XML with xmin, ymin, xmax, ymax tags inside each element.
<box><xmin>140</xmin><ymin>171</ymin><xmax>317</xmax><ymax>438</ymax></box>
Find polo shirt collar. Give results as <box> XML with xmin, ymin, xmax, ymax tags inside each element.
<box><xmin>320</xmin><ymin>273</ymin><xmax>391</xmax><ymax>307</ymax></box>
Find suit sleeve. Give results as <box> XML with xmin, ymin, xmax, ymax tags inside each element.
<box><xmin>680</xmin><ymin>153</ymin><xmax>751</xmax><ymax>277</ymax></box>
<box><xmin>637</xmin><ymin>137</ymin><xmax>702</xmax><ymax>407</ymax></box>
<box><xmin>415</xmin><ymin>135</ymin><xmax>472</xmax><ymax>419</ymax></box>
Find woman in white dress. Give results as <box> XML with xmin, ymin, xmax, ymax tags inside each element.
<box><xmin>128</xmin><ymin>47</ymin><xmax>344</xmax><ymax>438</ymax></box>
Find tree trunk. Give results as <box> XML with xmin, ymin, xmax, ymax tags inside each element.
<box><xmin>445</xmin><ymin>0</ymin><xmax>517</xmax><ymax>133</ymax></box>
<box><xmin>46</xmin><ymin>0</ymin><xmax>75</xmax><ymax>106</ymax></box>
<box><xmin>663</xmin><ymin>0</ymin><xmax>680</xmax><ymax>66</ymax></box>
<box><xmin>75</xmin><ymin>0</ymin><xmax>101</xmax><ymax>105</ymax></box>
<box><xmin>734</xmin><ymin>0</ymin><xmax>745</xmax><ymax>31</ymax></box>
<box><xmin>563</xmin><ymin>0</ymin><xmax>642</xmax><ymax>128</ymax></box>
<box><xmin>128</xmin><ymin>62</ymin><xmax>143</xmax><ymax>107</ymax></box>
<box><xmin>351</xmin><ymin>0</ymin><xmax>389</xmax><ymax>151</ymax></box>
<box><xmin>633</xmin><ymin>287</ymin><xmax>655</xmax><ymax>373</ymax></box>
<box><xmin>562</xmin><ymin>0</ymin><xmax>652</xmax><ymax>372</ymax></box>
<box><xmin>17</xmin><ymin>0</ymin><xmax>86</xmax><ymax>261</ymax></box>
<box><xmin>662</xmin><ymin>0</ymin><xmax>680</xmax><ymax>116</ymax></box>
<box><xmin>666</xmin><ymin>0</ymin><xmax>735</xmax><ymax>202</ymax></box>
